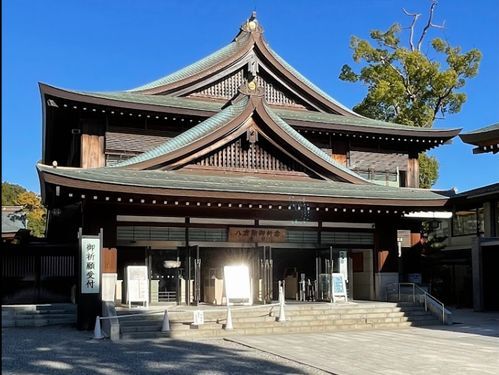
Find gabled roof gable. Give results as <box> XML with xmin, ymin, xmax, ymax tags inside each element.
<box><xmin>114</xmin><ymin>87</ymin><xmax>368</xmax><ymax>184</ymax></box>
<box><xmin>128</xmin><ymin>13</ymin><xmax>360</xmax><ymax>116</ymax></box>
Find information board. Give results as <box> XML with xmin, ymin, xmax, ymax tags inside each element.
<box><xmin>126</xmin><ymin>266</ymin><xmax>149</xmax><ymax>308</ymax></box>
<box><xmin>331</xmin><ymin>273</ymin><xmax>348</xmax><ymax>302</ymax></box>
<box><xmin>81</xmin><ymin>236</ymin><xmax>101</xmax><ymax>294</ymax></box>
<box><xmin>192</xmin><ymin>310</ymin><xmax>205</xmax><ymax>325</ymax></box>
<box><xmin>339</xmin><ymin>250</ymin><xmax>348</xmax><ymax>282</ymax></box>
<box><xmin>223</xmin><ymin>265</ymin><xmax>251</xmax><ymax>305</ymax></box>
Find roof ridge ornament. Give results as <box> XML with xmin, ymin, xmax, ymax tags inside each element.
<box><xmin>241</xmin><ymin>11</ymin><xmax>262</xmax><ymax>34</ymax></box>
<box><xmin>239</xmin><ymin>78</ymin><xmax>264</xmax><ymax>97</ymax></box>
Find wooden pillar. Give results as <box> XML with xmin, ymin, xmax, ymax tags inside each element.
<box><xmin>331</xmin><ymin>141</ymin><xmax>348</xmax><ymax>166</ymax></box>
<box><xmin>406</xmin><ymin>152</ymin><xmax>419</xmax><ymax>188</ymax></box>
<box><xmin>80</xmin><ymin>120</ymin><xmax>105</xmax><ymax>168</ymax></box>
<box><xmin>373</xmin><ymin>218</ymin><xmax>398</xmax><ymax>300</ymax></box>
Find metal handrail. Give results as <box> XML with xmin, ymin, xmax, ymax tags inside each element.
<box><xmin>386</xmin><ymin>282</ymin><xmax>447</xmax><ymax>324</ymax></box>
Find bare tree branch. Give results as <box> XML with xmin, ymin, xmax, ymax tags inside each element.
<box><xmin>432</xmin><ymin>85</ymin><xmax>455</xmax><ymax>120</ymax></box>
<box><xmin>402</xmin><ymin>8</ymin><xmax>421</xmax><ymax>51</ymax></box>
<box><xmin>417</xmin><ymin>0</ymin><xmax>445</xmax><ymax>51</ymax></box>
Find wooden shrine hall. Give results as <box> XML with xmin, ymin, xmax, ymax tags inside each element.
<box><xmin>37</xmin><ymin>13</ymin><xmax>461</xmax><ymax>315</ymax></box>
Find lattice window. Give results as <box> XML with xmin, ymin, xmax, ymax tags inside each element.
<box><xmin>189</xmin><ymin>70</ymin><xmax>244</xmax><ymax>100</ymax></box>
<box><xmin>188</xmin><ymin>69</ymin><xmax>309</xmax><ymax>109</ymax></box>
<box><xmin>195</xmin><ymin>138</ymin><xmax>305</xmax><ymax>172</ymax></box>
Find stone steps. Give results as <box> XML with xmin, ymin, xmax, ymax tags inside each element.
<box><xmin>118</xmin><ymin>302</ymin><xmax>441</xmax><ymax>340</ymax></box>
<box><xmin>2</xmin><ymin>304</ymin><xmax>76</xmax><ymax>327</ymax></box>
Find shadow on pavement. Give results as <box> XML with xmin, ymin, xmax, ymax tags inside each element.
<box><xmin>418</xmin><ymin>308</ymin><xmax>499</xmax><ymax>338</ymax></box>
<box><xmin>2</xmin><ymin>326</ymin><xmax>312</xmax><ymax>375</ymax></box>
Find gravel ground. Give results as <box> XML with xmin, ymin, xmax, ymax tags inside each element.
<box><xmin>2</xmin><ymin>326</ymin><xmax>329</xmax><ymax>375</ymax></box>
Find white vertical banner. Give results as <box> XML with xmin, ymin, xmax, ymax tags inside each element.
<box><xmin>339</xmin><ymin>250</ymin><xmax>348</xmax><ymax>282</ymax></box>
<box><xmin>81</xmin><ymin>236</ymin><xmax>101</xmax><ymax>294</ymax></box>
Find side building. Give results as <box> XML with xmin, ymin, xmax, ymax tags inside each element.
<box><xmin>37</xmin><ymin>14</ymin><xmax>460</xmax><ymax>316</ymax></box>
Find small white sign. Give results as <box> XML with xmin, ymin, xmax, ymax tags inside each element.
<box><xmin>81</xmin><ymin>237</ymin><xmax>100</xmax><ymax>294</ymax></box>
<box><xmin>224</xmin><ymin>265</ymin><xmax>251</xmax><ymax>305</ymax></box>
<box><xmin>126</xmin><ymin>266</ymin><xmax>149</xmax><ymax>307</ymax></box>
<box><xmin>331</xmin><ymin>273</ymin><xmax>348</xmax><ymax>302</ymax></box>
<box><xmin>193</xmin><ymin>310</ymin><xmax>205</xmax><ymax>325</ymax></box>
<box><xmin>339</xmin><ymin>250</ymin><xmax>348</xmax><ymax>282</ymax></box>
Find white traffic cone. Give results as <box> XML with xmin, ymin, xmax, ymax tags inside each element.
<box><xmin>161</xmin><ymin>309</ymin><xmax>170</xmax><ymax>332</ymax></box>
<box><xmin>93</xmin><ymin>316</ymin><xmax>104</xmax><ymax>339</ymax></box>
<box><xmin>278</xmin><ymin>283</ymin><xmax>286</xmax><ymax>322</ymax></box>
<box><xmin>225</xmin><ymin>304</ymin><xmax>233</xmax><ymax>330</ymax></box>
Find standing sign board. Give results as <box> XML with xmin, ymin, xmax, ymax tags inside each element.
<box><xmin>81</xmin><ymin>236</ymin><xmax>101</xmax><ymax>294</ymax></box>
<box><xmin>126</xmin><ymin>266</ymin><xmax>149</xmax><ymax>308</ymax></box>
<box><xmin>339</xmin><ymin>250</ymin><xmax>348</xmax><ymax>282</ymax></box>
<box><xmin>223</xmin><ymin>265</ymin><xmax>252</xmax><ymax>305</ymax></box>
<box><xmin>331</xmin><ymin>273</ymin><xmax>348</xmax><ymax>303</ymax></box>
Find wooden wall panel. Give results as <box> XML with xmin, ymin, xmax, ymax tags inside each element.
<box><xmin>81</xmin><ymin>134</ymin><xmax>105</xmax><ymax>168</ymax></box>
<box><xmin>407</xmin><ymin>154</ymin><xmax>420</xmax><ymax>188</ymax></box>
<box><xmin>102</xmin><ymin>248</ymin><xmax>117</xmax><ymax>273</ymax></box>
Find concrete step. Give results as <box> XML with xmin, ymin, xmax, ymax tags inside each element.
<box><xmin>2</xmin><ymin>304</ymin><xmax>76</xmax><ymax>327</ymax></box>
<box><xmin>9</xmin><ymin>313</ymin><xmax>75</xmax><ymax>320</ymax></box>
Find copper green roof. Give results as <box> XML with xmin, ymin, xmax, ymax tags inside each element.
<box><xmin>111</xmin><ymin>94</ymin><xmax>367</xmax><ymax>182</ymax></box>
<box><xmin>262</xmin><ymin>103</ymin><xmax>365</xmax><ymax>179</ymax></box>
<box><xmin>114</xmin><ymin>97</ymin><xmax>249</xmax><ymax>167</ymax></box>
<box><xmin>459</xmin><ymin>123</ymin><xmax>499</xmax><ymax>144</ymax></box>
<box><xmin>274</xmin><ymin>108</ymin><xmax>461</xmax><ymax>135</ymax></box>
<box><xmin>42</xmin><ymin>84</ymin><xmax>459</xmax><ymax>138</ymax></box>
<box><xmin>128</xmin><ymin>32</ymin><xmax>250</xmax><ymax>92</ymax></box>
<box><xmin>461</xmin><ymin>123</ymin><xmax>499</xmax><ymax>135</ymax></box>
<box><xmin>37</xmin><ymin>164</ymin><xmax>447</xmax><ymax>202</ymax></box>
<box><xmin>266</xmin><ymin>46</ymin><xmax>359</xmax><ymax>117</ymax></box>
<box><xmin>56</xmin><ymin>87</ymin><xmax>223</xmax><ymax>112</ymax></box>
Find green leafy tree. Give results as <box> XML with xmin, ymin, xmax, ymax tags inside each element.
<box><xmin>2</xmin><ymin>181</ymin><xmax>46</xmax><ymax>237</ymax></box>
<box><xmin>339</xmin><ymin>0</ymin><xmax>481</xmax><ymax>187</ymax></box>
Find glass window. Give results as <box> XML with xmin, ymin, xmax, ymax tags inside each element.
<box><xmin>452</xmin><ymin>207</ymin><xmax>484</xmax><ymax>236</ymax></box>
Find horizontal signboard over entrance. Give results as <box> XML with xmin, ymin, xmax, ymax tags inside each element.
<box><xmin>228</xmin><ymin>227</ymin><xmax>287</xmax><ymax>243</ymax></box>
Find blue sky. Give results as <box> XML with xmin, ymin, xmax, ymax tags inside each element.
<box><xmin>2</xmin><ymin>0</ymin><xmax>498</xmax><ymax>194</ymax></box>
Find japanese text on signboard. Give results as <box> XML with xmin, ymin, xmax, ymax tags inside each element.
<box><xmin>228</xmin><ymin>227</ymin><xmax>287</xmax><ymax>243</ymax></box>
<box><xmin>81</xmin><ymin>237</ymin><xmax>100</xmax><ymax>294</ymax></box>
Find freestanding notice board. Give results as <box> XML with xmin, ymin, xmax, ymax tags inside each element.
<box><xmin>126</xmin><ymin>265</ymin><xmax>149</xmax><ymax>308</ymax></box>
<box><xmin>332</xmin><ymin>273</ymin><xmax>348</xmax><ymax>303</ymax></box>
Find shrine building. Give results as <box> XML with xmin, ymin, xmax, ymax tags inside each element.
<box><xmin>37</xmin><ymin>13</ymin><xmax>461</xmax><ymax>319</ymax></box>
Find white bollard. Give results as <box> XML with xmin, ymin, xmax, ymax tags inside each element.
<box><xmin>161</xmin><ymin>309</ymin><xmax>170</xmax><ymax>332</ymax></box>
<box><xmin>278</xmin><ymin>283</ymin><xmax>286</xmax><ymax>322</ymax></box>
<box><xmin>93</xmin><ymin>316</ymin><xmax>105</xmax><ymax>339</ymax></box>
<box><xmin>225</xmin><ymin>304</ymin><xmax>233</xmax><ymax>330</ymax></box>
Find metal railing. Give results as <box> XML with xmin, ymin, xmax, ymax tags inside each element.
<box><xmin>386</xmin><ymin>282</ymin><xmax>449</xmax><ymax>324</ymax></box>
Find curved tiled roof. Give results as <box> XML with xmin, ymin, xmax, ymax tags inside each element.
<box><xmin>129</xmin><ymin>34</ymin><xmax>249</xmax><ymax>92</ymax></box>
<box><xmin>262</xmin><ymin>103</ymin><xmax>367</xmax><ymax>182</ymax></box>
<box><xmin>461</xmin><ymin>123</ymin><xmax>499</xmax><ymax>135</ymax></box>
<box><xmin>266</xmin><ymin>46</ymin><xmax>360</xmax><ymax>117</ymax></box>
<box><xmin>41</xmin><ymin>85</ymin><xmax>460</xmax><ymax>139</ymax></box>
<box><xmin>114</xmin><ymin>96</ymin><xmax>249</xmax><ymax>167</ymax></box>
<box><xmin>38</xmin><ymin>164</ymin><xmax>447</xmax><ymax>202</ymax></box>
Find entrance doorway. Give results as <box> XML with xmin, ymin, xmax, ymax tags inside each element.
<box><xmin>148</xmin><ymin>249</ymin><xmax>181</xmax><ymax>303</ymax></box>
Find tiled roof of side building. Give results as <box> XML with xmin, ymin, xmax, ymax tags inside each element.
<box><xmin>461</xmin><ymin>122</ymin><xmax>499</xmax><ymax>135</ymax></box>
<box><xmin>113</xmin><ymin>96</ymin><xmax>249</xmax><ymax>167</ymax></box>
<box><xmin>37</xmin><ymin>164</ymin><xmax>448</xmax><ymax>202</ymax></box>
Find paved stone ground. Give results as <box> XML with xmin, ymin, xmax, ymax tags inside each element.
<box><xmin>229</xmin><ymin>309</ymin><xmax>499</xmax><ymax>375</ymax></box>
<box><xmin>1</xmin><ymin>326</ymin><xmax>327</xmax><ymax>375</ymax></box>
<box><xmin>2</xmin><ymin>309</ymin><xmax>498</xmax><ymax>375</ymax></box>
